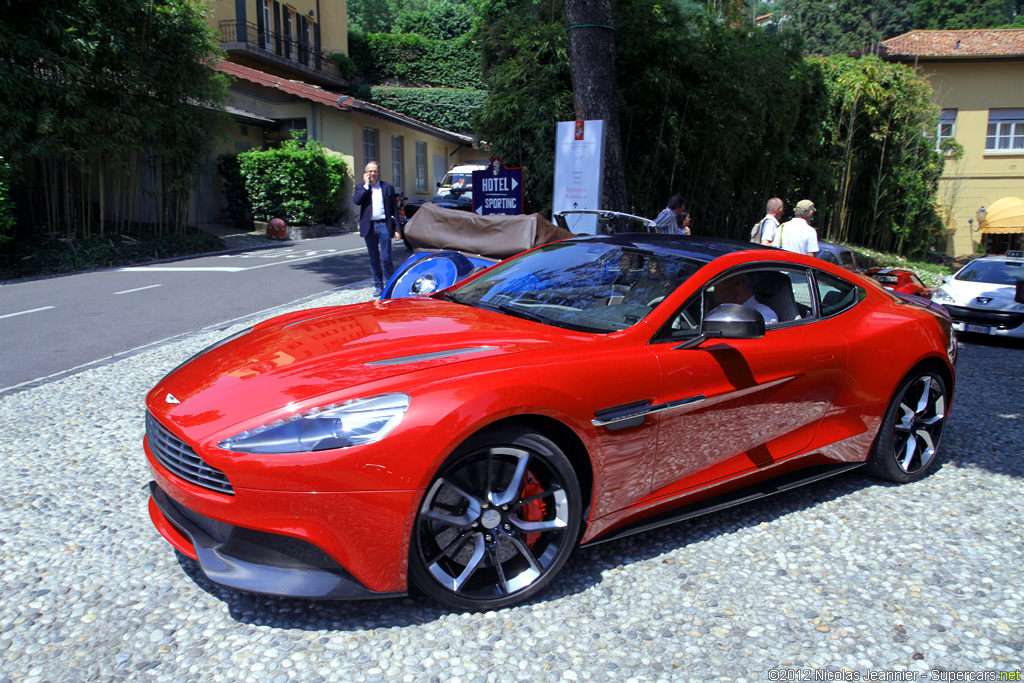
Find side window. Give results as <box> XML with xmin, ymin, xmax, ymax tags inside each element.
<box><xmin>659</xmin><ymin>267</ymin><xmax>813</xmax><ymax>342</ymax></box>
<box><xmin>816</xmin><ymin>271</ymin><xmax>863</xmax><ymax>317</ymax></box>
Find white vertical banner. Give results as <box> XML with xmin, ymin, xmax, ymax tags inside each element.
<box><xmin>553</xmin><ymin>120</ymin><xmax>605</xmax><ymax>235</ymax></box>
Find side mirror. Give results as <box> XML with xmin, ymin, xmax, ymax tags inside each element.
<box><xmin>675</xmin><ymin>304</ymin><xmax>766</xmax><ymax>349</ymax></box>
<box><xmin>942</xmin><ymin>274</ymin><xmax>952</xmax><ymax>284</ymax></box>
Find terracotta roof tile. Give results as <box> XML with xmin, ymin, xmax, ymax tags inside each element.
<box><xmin>215</xmin><ymin>61</ymin><xmax>473</xmax><ymax>144</ymax></box>
<box><xmin>877</xmin><ymin>29</ymin><xmax>1024</xmax><ymax>59</ymax></box>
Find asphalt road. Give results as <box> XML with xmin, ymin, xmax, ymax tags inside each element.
<box><xmin>0</xmin><ymin>231</ymin><xmax>410</xmax><ymax>393</ymax></box>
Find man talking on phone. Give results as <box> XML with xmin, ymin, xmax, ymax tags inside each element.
<box><xmin>353</xmin><ymin>160</ymin><xmax>401</xmax><ymax>297</ymax></box>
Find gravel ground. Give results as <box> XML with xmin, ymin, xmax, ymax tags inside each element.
<box><xmin>1</xmin><ymin>284</ymin><xmax>1021</xmax><ymax>683</ymax></box>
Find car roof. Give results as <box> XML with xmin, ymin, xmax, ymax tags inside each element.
<box><xmin>568</xmin><ymin>233</ymin><xmax>775</xmax><ymax>263</ymax></box>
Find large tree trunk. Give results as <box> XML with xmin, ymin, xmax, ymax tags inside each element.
<box><xmin>564</xmin><ymin>0</ymin><xmax>628</xmax><ymax>214</ymax></box>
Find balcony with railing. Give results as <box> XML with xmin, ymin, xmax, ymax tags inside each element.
<box><xmin>218</xmin><ymin>20</ymin><xmax>347</xmax><ymax>89</ymax></box>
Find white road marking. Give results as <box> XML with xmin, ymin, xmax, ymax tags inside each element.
<box><xmin>114</xmin><ymin>284</ymin><xmax>163</xmax><ymax>295</ymax></box>
<box><xmin>118</xmin><ymin>247</ymin><xmax>364</xmax><ymax>273</ymax></box>
<box><xmin>0</xmin><ymin>306</ymin><xmax>56</xmax><ymax>320</ymax></box>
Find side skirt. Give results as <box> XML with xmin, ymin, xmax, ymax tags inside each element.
<box><xmin>581</xmin><ymin>462</ymin><xmax>865</xmax><ymax>548</ymax></box>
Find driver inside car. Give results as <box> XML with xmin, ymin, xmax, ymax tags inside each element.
<box><xmin>710</xmin><ymin>272</ymin><xmax>778</xmax><ymax>324</ymax></box>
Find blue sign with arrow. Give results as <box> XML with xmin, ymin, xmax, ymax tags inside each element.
<box><xmin>472</xmin><ymin>157</ymin><xmax>523</xmax><ymax>216</ymax></box>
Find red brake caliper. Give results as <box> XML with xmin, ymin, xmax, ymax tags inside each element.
<box><xmin>520</xmin><ymin>471</ymin><xmax>546</xmax><ymax>548</ymax></box>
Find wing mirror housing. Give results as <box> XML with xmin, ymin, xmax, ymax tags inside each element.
<box><xmin>675</xmin><ymin>304</ymin><xmax>767</xmax><ymax>349</ymax></box>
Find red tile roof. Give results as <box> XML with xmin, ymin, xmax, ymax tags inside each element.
<box><xmin>877</xmin><ymin>29</ymin><xmax>1024</xmax><ymax>59</ymax></box>
<box><xmin>216</xmin><ymin>61</ymin><xmax>473</xmax><ymax>144</ymax></box>
<box><xmin>218</xmin><ymin>60</ymin><xmax>357</xmax><ymax>109</ymax></box>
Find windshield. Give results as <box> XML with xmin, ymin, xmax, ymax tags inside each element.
<box><xmin>956</xmin><ymin>259</ymin><xmax>1024</xmax><ymax>285</ymax></box>
<box><xmin>451</xmin><ymin>241</ymin><xmax>703</xmax><ymax>333</ymax></box>
<box><xmin>441</xmin><ymin>173</ymin><xmax>473</xmax><ymax>189</ymax></box>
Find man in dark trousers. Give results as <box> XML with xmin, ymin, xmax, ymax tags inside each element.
<box><xmin>353</xmin><ymin>160</ymin><xmax>400</xmax><ymax>297</ymax></box>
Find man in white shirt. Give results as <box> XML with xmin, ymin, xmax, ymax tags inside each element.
<box><xmin>757</xmin><ymin>197</ymin><xmax>784</xmax><ymax>246</ymax></box>
<box><xmin>778</xmin><ymin>199</ymin><xmax>819</xmax><ymax>256</ymax></box>
<box><xmin>711</xmin><ymin>272</ymin><xmax>778</xmax><ymax>325</ymax></box>
<box><xmin>353</xmin><ymin>161</ymin><xmax>400</xmax><ymax>297</ymax></box>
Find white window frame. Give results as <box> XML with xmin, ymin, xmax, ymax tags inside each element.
<box><xmin>415</xmin><ymin>141</ymin><xmax>427</xmax><ymax>192</ymax></box>
<box><xmin>391</xmin><ymin>135</ymin><xmax>404</xmax><ymax>192</ymax></box>
<box><xmin>261</xmin><ymin>0</ymin><xmax>272</xmax><ymax>51</ymax></box>
<box><xmin>986</xmin><ymin>109</ymin><xmax>1024</xmax><ymax>152</ymax></box>
<box><xmin>936</xmin><ymin>109</ymin><xmax>956</xmax><ymax>153</ymax></box>
<box><xmin>363</xmin><ymin>127</ymin><xmax>379</xmax><ymax>169</ymax></box>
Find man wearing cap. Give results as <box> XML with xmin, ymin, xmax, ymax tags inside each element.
<box><xmin>778</xmin><ymin>199</ymin><xmax>819</xmax><ymax>256</ymax></box>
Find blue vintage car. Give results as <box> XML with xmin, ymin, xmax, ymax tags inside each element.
<box><xmin>383</xmin><ymin>204</ymin><xmax>656</xmax><ymax>299</ymax></box>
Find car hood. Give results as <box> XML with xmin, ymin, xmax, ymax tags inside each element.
<box><xmin>148</xmin><ymin>297</ymin><xmax>592</xmax><ymax>441</ymax></box>
<box><xmin>939</xmin><ymin>280</ymin><xmax>1018</xmax><ymax>309</ymax></box>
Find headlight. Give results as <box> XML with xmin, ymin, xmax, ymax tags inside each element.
<box><xmin>218</xmin><ymin>393</ymin><xmax>410</xmax><ymax>454</ymax></box>
<box><xmin>932</xmin><ymin>288</ymin><xmax>954</xmax><ymax>304</ymax></box>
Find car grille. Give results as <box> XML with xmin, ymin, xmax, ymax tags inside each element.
<box><xmin>944</xmin><ymin>305</ymin><xmax>1024</xmax><ymax>330</ymax></box>
<box><xmin>146</xmin><ymin>412</ymin><xmax>234</xmax><ymax>495</ymax></box>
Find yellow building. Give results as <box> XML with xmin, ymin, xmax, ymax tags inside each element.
<box><xmin>877</xmin><ymin>29</ymin><xmax>1024</xmax><ymax>256</ymax></box>
<box><xmin>196</xmin><ymin>0</ymin><xmax>482</xmax><ymax>226</ymax></box>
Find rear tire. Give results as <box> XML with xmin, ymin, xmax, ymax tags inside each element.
<box><xmin>867</xmin><ymin>369</ymin><xmax>948</xmax><ymax>483</ymax></box>
<box><xmin>409</xmin><ymin>428</ymin><xmax>581</xmax><ymax>611</ymax></box>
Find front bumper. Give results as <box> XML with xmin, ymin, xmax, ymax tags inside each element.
<box><xmin>149</xmin><ymin>482</ymin><xmax>406</xmax><ymax>600</ymax></box>
<box><xmin>945</xmin><ymin>304</ymin><xmax>1024</xmax><ymax>338</ymax></box>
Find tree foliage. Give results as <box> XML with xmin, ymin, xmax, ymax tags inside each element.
<box><xmin>777</xmin><ymin>0</ymin><xmax>914</xmax><ymax>55</ymax></box>
<box><xmin>474</xmin><ymin>0</ymin><xmax>945</xmax><ymax>256</ymax></box>
<box><xmin>0</xmin><ymin>157</ymin><xmax>13</xmax><ymax>247</ymax></box>
<box><xmin>812</xmin><ymin>56</ymin><xmax>946</xmax><ymax>255</ymax></box>
<box><xmin>0</xmin><ymin>0</ymin><xmax>228</xmax><ymax>237</ymax></box>
<box><xmin>348</xmin><ymin>0</ymin><xmax>477</xmax><ymax>37</ymax></box>
<box><xmin>913</xmin><ymin>0</ymin><xmax>1018</xmax><ymax>30</ymax></box>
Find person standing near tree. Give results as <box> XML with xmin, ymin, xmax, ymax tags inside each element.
<box><xmin>353</xmin><ymin>160</ymin><xmax>400</xmax><ymax>297</ymax></box>
<box><xmin>756</xmin><ymin>197</ymin><xmax>784</xmax><ymax>246</ymax></box>
<box><xmin>653</xmin><ymin>194</ymin><xmax>686</xmax><ymax>234</ymax></box>
<box><xmin>778</xmin><ymin>199</ymin><xmax>819</xmax><ymax>256</ymax></box>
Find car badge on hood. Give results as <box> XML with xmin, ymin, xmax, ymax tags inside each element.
<box><xmin>976</xmin><ymin>297</ymin><xmax>993</xmax><ymax>304</ymax></box>
<box><xmin>165</xmin><ymin>393</ymin><xmax>181</xmax><ymax>404</ymax></box>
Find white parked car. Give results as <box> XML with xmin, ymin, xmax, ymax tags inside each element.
<box><xmin>932</xmin><ymin>250</ymin><xmax>1024</xmax><ymax>339</ymax></box>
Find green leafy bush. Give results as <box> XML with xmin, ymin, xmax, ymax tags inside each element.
<box><xmin>393</xmin><ymin>3</ymin><xmax>474</xmax><ymax>40</ymax></box>
<box><xmin>349</xmin><ymin>32</ymin><xmax>483</xmax><ymax>89</ymax></box>
<box><xmin>369</xmin><ymin>86</ymin><xmax>485</xmax><ymax>133</ymax></box>
<box><xmin>238</xmin><ymin>137</ymin><xmax>349</xmax><ymax>225</ymax></box>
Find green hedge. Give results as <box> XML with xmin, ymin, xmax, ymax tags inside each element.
<box><xmin>233</xmin><ymin>138</ymin><xmax>349</xmax><ymax>225</ymax></box>
<box><xmin>369</xmin><ymin>86</ymin><xmax>485</xmax><ymax>133</ymax></box>
<box><xmin>349</xmin><ymin>32</ymin><xmax>484</xmax><ymax>90</ymax></box>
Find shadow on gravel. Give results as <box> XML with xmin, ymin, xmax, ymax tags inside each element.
<box><xmin>174</xmin><ymin>468</ymin><xmax>888</xmax><ymax>630</ymax></box>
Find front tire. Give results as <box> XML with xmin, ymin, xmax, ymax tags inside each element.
<box><xmin>410</xmin><ymin>428</ymin><xmax>581</xmax><ymax>611</ymax></box>
<box><xmin>867</xmin><ymin>369</ymin><xmax>948</xmax><ymax>483</ymax></box>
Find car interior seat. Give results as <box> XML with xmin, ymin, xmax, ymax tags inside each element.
<box><xmin>754</xmin><ymin>271</ymin><xmax>800</xmax><ymax>322</ymax></box>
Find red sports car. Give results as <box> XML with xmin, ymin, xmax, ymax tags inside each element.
<box><xmin>866</xmin><ymin>267</ymin><xmax>934</xmax><ymax>299</ymax></box>
<box><xmin>145</xmin><ymin>235</ymin><xmax>957</xmax><ymax>611</ymax></box>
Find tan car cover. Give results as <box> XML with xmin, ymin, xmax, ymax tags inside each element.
<box><xmin>403</xmin><ymin>203</ymin><xmax>575</xmax><ymax>260</ymax></box>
